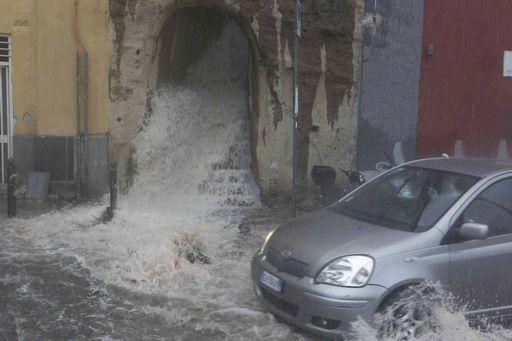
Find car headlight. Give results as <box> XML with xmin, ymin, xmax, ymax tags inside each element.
<box><xmin>315</xmin><ymin>255</ymin><xmax>374</xmax><ymax>287</ymax></box>
<box><xmin>260</xmin><ymin>230</ymin><xmax>275</xmax><ymax>253</ymax></box>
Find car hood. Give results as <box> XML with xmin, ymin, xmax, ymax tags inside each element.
<box><xmin>267</xmin><ymin>209</ymin><xmax>437</xmax><ymax>276</ymax></box>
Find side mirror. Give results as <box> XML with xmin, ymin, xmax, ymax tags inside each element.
<box><xmin>459</xmin><ymin>222</ymin><xmax>489</xmax><ymax>240</ymax></box>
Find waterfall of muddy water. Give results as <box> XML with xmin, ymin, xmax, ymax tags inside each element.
<box><xmin>128</xmin><ymin>16</ymin><xmax>259</xmax><ymax>210</ymax></box>
<box><xmin>128</xmin><ymin>85</ymin><xmax>259</xmax><ymax>210</ymax></box>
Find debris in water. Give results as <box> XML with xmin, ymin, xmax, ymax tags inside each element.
<box><xmin>173</xmin><ymin>232</ymin><xmax>211</xmax><ymax>266</ymax></box>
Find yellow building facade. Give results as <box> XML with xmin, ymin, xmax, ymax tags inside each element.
<box><xmin>0</xmin><ymin>0</ymin><xmax>112</xmax><ymax>196</ymax></box>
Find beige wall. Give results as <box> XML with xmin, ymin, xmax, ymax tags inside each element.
<box><xmin>0</xmin><ymin>0</ymin><xmax>112</xmax><ymax>136</ymax></box>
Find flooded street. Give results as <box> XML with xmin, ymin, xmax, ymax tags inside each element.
<box><xmin>0</xmin><ymin>205</ymin><xmax>312</xmax><ymax>340</ymax></box>
<box><xmin>1</xmin><ymin>79</ymin><xmax>512</xmax><ymax>341</ymax></box>
<box><xmin>3</xmin><ymin>200</ymin><xmax>512</xmax><ymax>340</ymax></box>
<box><xmin>1</xmin><ymin>5</ymin><xmax>512</xmax><ymax>339</ymax></box>
<box><xmin>0</xmin><ymin>36</ymin><xmax>313</xmax><ymax>338</ymax></box>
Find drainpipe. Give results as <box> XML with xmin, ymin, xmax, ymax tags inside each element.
<box><xmin>291</xmin><ymin>0</ymin><xmax>302</xmax><ymax>218</ymax></box>
<box><xmin>74</xmin><ymin>0</ymin><xmax>88</xmax><ymax>200</ymax></box>
<box><xmin>76</xmin><ymin>53</ymin><xmax>81</xmax><ymax>200</ymax></box>
<box><xmin>83</xmin><ymin>52</ymin><xmax>89</xmax><ymax>197</ymax></box>
<box><xmin>76</xmin><ymin>52</ymin><xmax>89</xmax><ymax>200</ymax></box>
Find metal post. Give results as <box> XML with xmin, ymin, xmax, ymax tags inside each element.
<box><xmin>76</xmin><ymin>51</ymin><xmax>89</xmax><ymax>201</ymax></box>
<box><xmin>7</xmin><ymin>157</ymin><xmax>16</xmax><ymax>217</ymax></box>
<box><xmin>107</xmin><ymin>162</ymin><xmax>117</xmax><ymax>220</ymax></box>
<box><xmin>292</xmin><ymin>0</ymin><xmax>302</xmax><ymax>218</ymax></box>
<box><xmin>83</xmin><ymin>52</ymin><xmax>89</xmax><ymax>199</ymax></box>
<box><xmin>76</xmin><ymin>52</ymin><xmax>81</xmax><ymax>201</ymax></box>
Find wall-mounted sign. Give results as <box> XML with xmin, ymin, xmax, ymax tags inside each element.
<box><xmin>504</xmin><ymin>51</ymin><xmax>512</xmax><ymax>77</ymax></box>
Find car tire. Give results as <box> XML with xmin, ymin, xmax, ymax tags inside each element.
<box><xmin>377</xmin><ymin>285</ymin><xmax>438</xmax><ymax>341</ymax></box>
<box><xmin>271</xmin><ymin>312</ymin><xmax>285</xmax><ymax>323</ymax></box>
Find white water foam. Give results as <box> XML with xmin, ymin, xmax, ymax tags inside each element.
<box><xmin>350</xmin><ymin>283</ymin><xmax>512</xmax><ymax>341</ymax></box>
<box><xmin>16</xmin><ymin>77</ymin><xmax>261</xmax><ymax>292</ymax></box>
<box><xmin>128</xmin><ymin>85</ymin><xmax>259</xmax><ymax>210</ymax></box>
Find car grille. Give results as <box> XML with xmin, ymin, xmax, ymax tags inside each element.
<box><xmin>266</xmin><ymin>248</ymin><xmax>310</xmax><ymax>278</ymax></box>
<box><xmin>260</xmin><ymin>287</ymin><xmax>299</xmax><ymax>317</ymax></box>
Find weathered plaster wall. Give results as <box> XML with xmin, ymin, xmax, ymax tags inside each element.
<box><xmin>109</xmin><ymin>0</ymin><xmax>364</xmax><ymax>201</ymax></box>
<box><xmin>357</xmin><ymin>0</ymin><xmax>423</xmax><ymax>170</ymax></box>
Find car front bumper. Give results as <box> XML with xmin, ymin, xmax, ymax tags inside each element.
<box><xmin>251</xmin><ymin>252</ymin><xmax>388</xmax><ymax>339</ymax></box>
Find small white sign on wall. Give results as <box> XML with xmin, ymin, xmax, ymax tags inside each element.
<box><xmin>505</xmin><ymin>51</ymin><xmax>512</xmax><ymax>77</ymax></box>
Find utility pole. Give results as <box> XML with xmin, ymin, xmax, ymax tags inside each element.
<box><xmin>292</xmin><ymin>0</ymin><xmax>302</xmax><ymax>218</ymax></box>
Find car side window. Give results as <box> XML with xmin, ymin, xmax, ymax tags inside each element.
<box><xmin>452</xmin><ymin>178</ymin><xmax>512</xmax><ymax>241</ymax></box>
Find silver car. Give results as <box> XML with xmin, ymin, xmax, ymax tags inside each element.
<box><xmin>251</xmin><ymin>157</ymin><xmax>512</xmax><ymax>339</ymax></box>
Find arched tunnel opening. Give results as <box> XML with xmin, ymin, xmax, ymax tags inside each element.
<box><xmin>131</xmin><ymin>6</ymin><xmax>260</xmax><ymax>207</ymax></box>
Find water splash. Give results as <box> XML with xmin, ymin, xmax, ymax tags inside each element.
<box><xmin>350</xmin><ymin>282</ymin><xmax>512</xmax><ymax>341</ymax></box>
<box><xmin>128</xmin><ymin>85</ymin><xmax>259</xmax><ymax>210</ymax></box>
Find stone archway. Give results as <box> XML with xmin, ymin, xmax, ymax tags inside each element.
<box><xmin>108</xmin><ymin>1</ymin><xmax>264</xmax><ymax>197</ymax></box>
<box><xmin>152</xmin><ymin>5</ymin><xmax>262</xmax><ymax>204</ymax></box>
<box><xmin>109</xmin><ymin>0</ymin><xmax>362</xmax><ymax>204</ymax></box>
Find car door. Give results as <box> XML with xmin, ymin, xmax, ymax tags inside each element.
<box><xmin>446</xmin><ymin>177</ymin><xmax>512</xmax><ymax>315</ymax></box>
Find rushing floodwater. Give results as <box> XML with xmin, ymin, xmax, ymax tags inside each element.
<box><xmin>2</xmin><ymin>83</ymin><xmax>512</xmax><ymax>339</ymax></box>
<box><xmin>2</xmin><ymin>20</ymin><xmax>512</xmax><ymax>339</ymax></box>
<box><xmin>0</xmin><ymin>80</ymin><xmax>309</xmax><ymax>340</ymax></box>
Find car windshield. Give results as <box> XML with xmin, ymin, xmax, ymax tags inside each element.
<box><xmin>330</xmin><ymin>166</ymin><xmax>479</xmax><ymax>232</ymax></box>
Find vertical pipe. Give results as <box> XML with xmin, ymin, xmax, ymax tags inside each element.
<box><xmin>0</xmin><ymin>66</ymin><xmax>5</xmax><ymax>184</ymax></box>
<box><xmin>76</xmin><ymin>52</ymin><xmax>81</xmax><ymax>200</ymax></box>
<box><xmin>7</xmin><ymin>47</ymin><xmax>13</xmax><ymax>160</ymax></box>
<box><xmin>76</xmin><ymin>51</ymin><xmax>89</xmax><ymax>200</ymax></box>
<box><xmin>83</xmin><ymin>52</ymin><xmax>89</xmax><ymax>198</ymax></box>
<box><xmin>107</xmin><ymin>161</ymin><xmax>117</xmax><ymax>220</ymax></box>
<box><xmin>7</xmin><ymin>157</ymin><xmax>16</xmax><ymax>217</ymax></box>
<box><xmin>292</xmin><ymin>0</ymin><xmax>302</xmax><ymax>218</ymax></box>
<box><xmin>65</xmin><ymin>136</ymin><xmax>69</xmax><ymax>191</ymax></box>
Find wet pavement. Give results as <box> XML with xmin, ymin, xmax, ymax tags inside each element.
<box><xmin>2</xmin><ymin>196</ymin><xmax>512</xmax><ymax>340</ymax></box>
<box><xmin>0</xmin><ymin>202</ymin><xmax>314</xmax><ymax>341</ymax></box>
<box><xmin>0</xmin><ymin>191</ymin><xmax>68</xmax><ymax>220</ymax></box>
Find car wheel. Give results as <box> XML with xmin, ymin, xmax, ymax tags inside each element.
<box><xmin>271</xmin><ymin>312</ymin><xmax>285</xmax><ymax>323</ymax></box>
<box><xmin>377</xmin><ymin>286</ymin><xmax>437</xmax><ymax>341</ymax></box>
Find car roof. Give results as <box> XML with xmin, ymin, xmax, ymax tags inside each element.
<box><xmin>405</xmin><ymin>157</ymin><xmax>512</xmax><ymax>178</ymax></box>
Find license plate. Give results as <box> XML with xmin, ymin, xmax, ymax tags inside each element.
<box><xmin>259</xmin><ymin>270</ymin><xmax>283</xmax><ymax>294</ymax></box>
